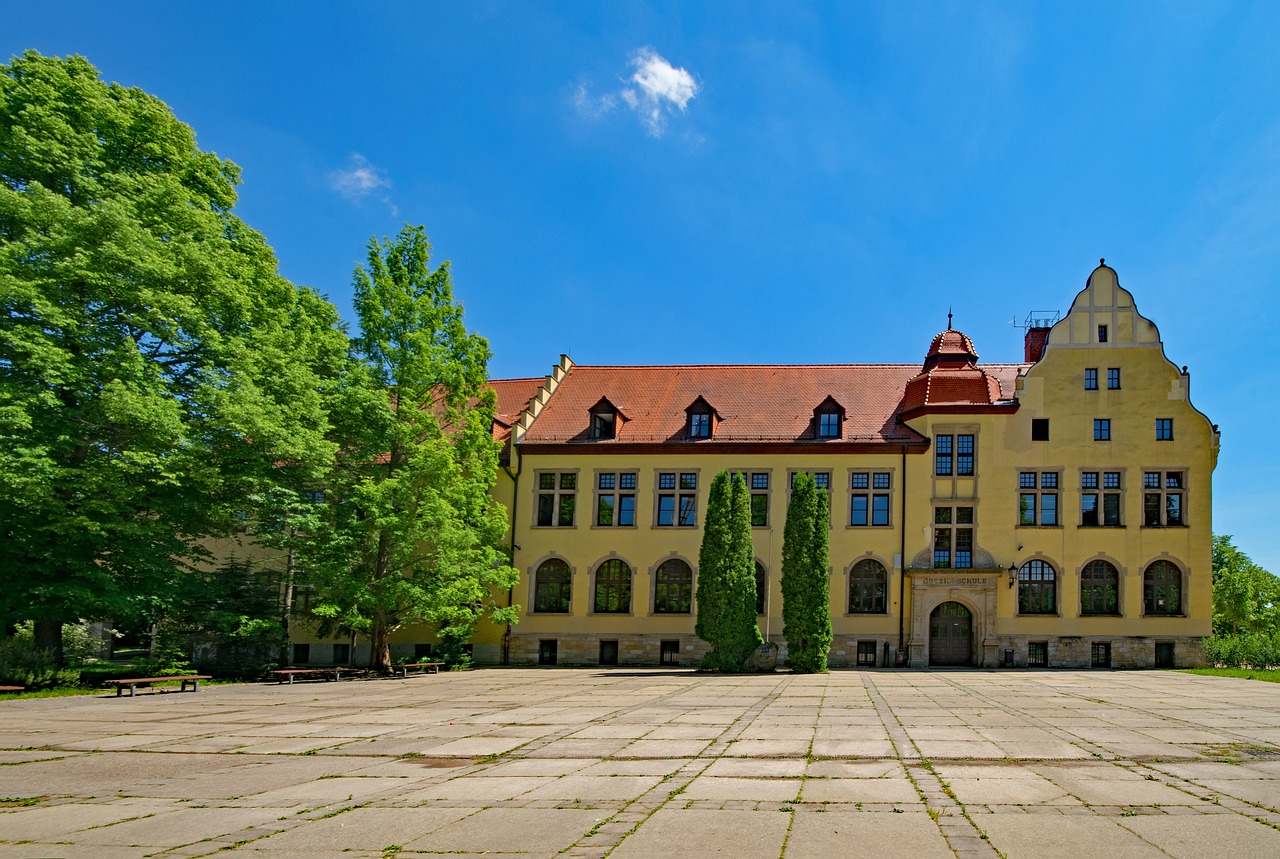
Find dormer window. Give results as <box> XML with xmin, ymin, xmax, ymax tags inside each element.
<box><xmin>812</xmin><ymin>396</ymin><xmax>845</xmax><ymax>439</ymax></box>
<box><xmin>590</xmin><ymin>411</ymin><xmax>615</xmax><ymax>439</ymax></box>
<box><xmin>683</xmin><ymin>396</ymin><xmax>720</xmax><ymax>441</ymax></box>
<box><xmin>587</xmin><ymin>397</ymin><xmax>624</xmax><ymax>441</ymax></box>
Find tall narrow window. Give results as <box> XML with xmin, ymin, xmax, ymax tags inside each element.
<box><xmin>1155</xmin><ymin>418</ymin><xmax>1173</xmax><ymax>441</ymax></box>
<box><xmin>534</xmin><ymin>559</ymin><xmax>572</xmax><ymax>613</ymax></box>
<box><xmin>1143</xmin><ymin>560</ymin><xmax>1182</xmax><ymax>615</ymax></box>
<box><xmin>935</xmin><ymin>434</ymin><xmax>953</xmax><ymax>476</ymax></box>
<box><xmin>595</xmin><ymin>472</ymin><xmax>637</xmax><ymax>526</ymax></box>
<box><xmin>1018</xmin><ymin>560</ymin><xmax>1057</xmax><ymax>615</ymax></box>
<box><xmin>1093</xmin><ymin>419</ymin><xmax>1111</xmax><ymax>441</ymax></box>
<box><xmin>1107</xmin><ymin>368</ymin><xmax>1121</xmax><ymax>389</ymax></box>
<box><xmin>1143</xmin><ymin>471</ymin><xmax>1185</xmax><ymax>526</ymax></box>
<box><xmin>1031</xmin><ymin>418</ymin><xmax>1049</xmax><ymax>441</ymax></box>
<box><xmin>590</xmin><ymin>411</ymin><xmax>616</xmax><ymax>439</ymax></box>
<box><xmin>653</xmin><ymin>559</ymin><xmax>693</xmax><ymax>614</ymax></box>
<box><xmin>749</xmin><ymin>472</ymin><xmax>770</xmax><ymax>526</ymax></box>
<box><xmin>848</xmin><ymin>559</ymin><xmax>888</xmax><ymax>613</ymax></box>
<box><xmin>1080</xmin><ymin>560</ymin><xmax>1119</xmax><ymax>616</ymax></box>
<box><xmin>1018</xmin><ymin>472</ymin><xmax>1059</xmax><ymax>526</ymax></box>
<box><xmin>536</xmin><ymin>472</ymin><xmax>577</xmax><ymax>527</ymax></box>
<box><xmin>1084</xmin><ymin>368</ymin><xmax>1098</xmax><ymax>390</ymax></box>
<box><xmin>933</xmin><ymin>506</ymin><xmax>974</xmax><ymax>568</ymax></box>
<box><xmin>850</xmin><ymin>472</ymin><xmax>892</xmax><ymax>526</ymax></box>
<box><xmin>593</xmin><ymin>559</ymin><xmax>632</xmax><ymax>614</ymax></box>
<box><xmin>956</xmin><ymin>434</ymin><xmax>975</xmax><ymax>475</ymax></box>
<box><xmin>656</xmin><ymin>472</ymin><xmax>698</xmax><ymax>527</ymax></box>
<box><xmin>1097</xmin><ymin>324</ymin><xmax>1108</xmax><ymax>343</ymax></box>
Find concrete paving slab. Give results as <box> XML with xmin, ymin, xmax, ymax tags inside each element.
<box><xmin>404</xmin><ymin>806</ymin><xmax>604</xmax><ymax>853</ymax></box>
<box><xmin>609</xmin><ymin>808</ymin><xmax>791</xmax><ymax>859</ymax></box>
<box><xmin>248</xmin><ymin>806</ymin><xmax>474</xmax><ymax>851</ymax></box>
<box><xmin>682</xmin><ymin>776</ymin><xmax>803</xmax><ymax>801</ymax></box>
<box><xmin>799</xmin><ymin>777</ymin><xmax>921</xmax><ymax>804</ymax></box>
<box><xmin>785</xmin><ymin>810</ymin><xmax>952</xmax><ymax>858</ymax></box>
<box><xmin>1119</xmin><ymin>814</ymin><xmax>1280</xmax><ymax>858</ymax></box>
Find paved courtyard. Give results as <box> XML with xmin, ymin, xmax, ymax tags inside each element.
<box><xmin>1</xmin><ymin>669</ymin><xmax>1279</xmax><ymax>858</ymax></box>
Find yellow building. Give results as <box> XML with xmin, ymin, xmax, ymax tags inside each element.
<box><xmin>284</xmin><ymin>261</ymin><xmax>1216</xmax><ymax>669</ymax></box>
<box><xmin>485</xmin><ymin>261</ymin><xmax>1217</xmax><ymax>669</ymax></box>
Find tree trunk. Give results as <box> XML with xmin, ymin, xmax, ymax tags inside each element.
<box><xmin>34</xmin><ymin>619</ymin><xmax>64</xmax><ymax>665</ymax></box>
<box><xmin>369</xmin><ymin>618</ymin><xmax>391</xmax><ymax>672</ymax></box>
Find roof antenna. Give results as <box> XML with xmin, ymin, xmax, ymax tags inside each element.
<box><xmin>947</xmin><ymin>308</ymin><xmax>953</xmax><ymax>330</ymax></box>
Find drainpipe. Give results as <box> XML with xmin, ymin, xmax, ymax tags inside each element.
<box><xmin>501</xmin><ymin>460</ymin><xmax>520</xmax><ymax>666</ymax></box>
<box><xmin>898</xmin><ymin>444</ymin><xmax>908</xmax><ymax>659</ymax></box>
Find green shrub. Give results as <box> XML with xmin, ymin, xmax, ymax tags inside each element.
<box><xmin>1202</xmin><ymin>633</ymin><xmax>1280</xmax><ymax>669</ymax></box>
<box><xmin>0</xmin><ymin>638</ymin><xmax>79</xmax><ymax>689</ymax></box>
<box><xmin>129</xmin><ymin>647</ymin><xmax>194</xmax><ymax>677</ymax></box>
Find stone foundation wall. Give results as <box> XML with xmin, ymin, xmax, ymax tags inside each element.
<box><xmin>987</xmin><ymin>635</ymin><xmax>1205</xmax><ymax>669</ymax></box>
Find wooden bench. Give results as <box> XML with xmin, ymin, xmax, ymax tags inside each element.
<box><xmin>106</xmin><ymin>675</ymin><xmax>211</xmax><ymax>697</ymax></box>
<box><xmin>0</xmin><ymin>685</ymin><xmax>24</xmax><ymax>694</ymax></box>
<box><xmin>270</xmin><ymin>667</ymin><xmax>350</xmax><ymax>684</ymax></box>
<box><xmin>394</xmin><ymin>661</ymin><xmax>445</xmax><ymax>677</ymax></box>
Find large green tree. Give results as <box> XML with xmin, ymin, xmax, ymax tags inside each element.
<box><xmin>695</xmin><ymin>471</ymin><xmax>762</xmax><ymax>671</ymax></box>
<box><xmin>1212</xmin><ymin>535</ymin><xmax>1280</xmax><ymax>636</ymax></box>
<box><xmin>0</xmin><ymin>52</ymin><xmax>348</xmax><ymax>657</ymax></box>
<box><xmin>294</xmin><ymin>225</ymin><xmax>517</xmax><ymax>672</ymax></box>
<box><xmin>781</xmin><ymin>472</ymin><xmax>831</xmax><ymax>673</ymax></box>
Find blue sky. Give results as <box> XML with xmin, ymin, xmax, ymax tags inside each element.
<box><xmin>7</xmin><ymin>2</ymin><xmax>1280</xmax><ymax>573</ymax></box>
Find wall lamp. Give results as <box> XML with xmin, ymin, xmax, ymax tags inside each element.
<box><xmin>1007</xmin><ymin>563</ymin><xmax>1018</xmax><ymax>588</ymax></box>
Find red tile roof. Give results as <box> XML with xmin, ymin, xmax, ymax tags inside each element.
<box><xmin>512</xmin><ymin>362</ymin><xmax>1027</xmax><ymax>447</ymax></box>
<box><xmin>488</xmin><ymin>377</ymin><xmax>543</xmax><ymax>444</ymax></box>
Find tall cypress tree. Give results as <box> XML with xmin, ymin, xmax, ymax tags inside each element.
<box><xmin>781</xmin><ymin>472</ymin><xmax>832</xmax><ymax>673</ymax></box>
<box><xmin>696</xmin><ymin>471</ymin><xmax>762</xmax><ymax>671</ymax></box>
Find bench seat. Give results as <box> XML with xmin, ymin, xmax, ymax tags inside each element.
<box><xmin>106</xmin><ymin>675</ymin><xmax>211</xmax><ymax>697</ymax></box>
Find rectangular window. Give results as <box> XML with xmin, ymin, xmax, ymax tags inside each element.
<box><xmin>596</xmin><ymin>472</ymin><xmax>637</xmax><ymax>526</ymax></box>
<box><xmin>817</xmin><ymin>412</ymin><xmax>841</xmax><ymax>438</ymax></box>
<box><xmin>689</xmin><ymin>412</ymin><xmax>711</xmax><ymax>438</ymax></box>
<box><xmin>747</xmin><ymin>472</ymin><xmax>770</xmax><ymax>527</ymax></box>
<box><xmin>956</xmin><ymin>434</ymin><xmax>975</xmax><ymax>475</ymax></box>
<box><xmin>1107</xmin><ymin>368</ymin><xmax>1121</xmax><ymax>390</ymax></box>
<box><xmin>1091</xmin><ymin>642</ymin><xmax>1112</xmax><ymax>668</ymax></box>
<box><xmin>856</xmin><ymin>640</ymin><xmax>877</xmax><ymax>667</ymax></box>
<box><xmin>332</xmin><ymin>643</ymin><xmax>350</xmax><ymax>665</ymax></box>
<box><xmin>292</xmin><ymin>643</ymin><xmax>311</xmax><ymax>665</ymax></box>
<box><xmin>536</xmin><ymin>472</ymin><xmax>577</xmax><ymax>527</ymax></box>
<box><xmin>1019</xmin><ymin>472</ymin><xmax>1059</xmax><ymax>526</ymax></box>
<box><xmin>1032</xmin><ymin>418</ymin><xmax>1049</xmax><ymax>441</ymax></box>
<box><xmin>1143</xmin><ymin>471</ymin><xmax>1185</xmax><ymax>527</ymax></box>
<box><xmin>935</xmin><ymin>434</ymin><xmax>953</xmax><ymax>476</ymax></box>
<box><xmin>1028</xmin><ymin>641</ymin><xmax>1048</xmax><ymax>668</ymax></box>
<box><xmin>933</xmin><ymin>506</ymin><xmax>974</xmax><ymax>568</ymax></box>
<box><xmin>850</xmin><ymin>471</ymin><xmax>892</xmax><ymax>527</ymax></box>
<box><xmin>656</xmin><ymin>471</ymin><xmax>697</xmax><ymax>527</ymax></box>
<box><xmin>660</xmin><ymin>640</ymin><xmax>680</xmax><ymax>666</ymax></box>
<box><xmin>598</xmin><ymin>640</ymin><xmax>619</xmax><ymax>666</ymax></box>
<box><xmin>1081</xmin><ymin>471</ymin><xmax>1123</xmax><ymax>526</ymax></box>
<box><xmin>1084</xmin><ymin>368</ymin><xmax>1098</xmax><ymax>390</ymax></box>
<box><xmin>1094</xmin><ymin>419</ymin><xmax>1111</xmax><ymax>441</ymax></box>
<box><xmin>538</xmin><ymin>639</ymin><xmax>558</xmax><ymax>666</ymax></box>
<box><xmin>590</xmin><ymin>412</ymin><xmax>616</xmax><ymax>439</ymax></box>
<box><xmin>1097</xmin><ymin>325</ymin><xmax>1108</xmax><ymax>343</ymax></box>
<box><xmin>1156</xmin><ymin>418</ymin><xmax>1173</xmax><ymax>441</ymax></box>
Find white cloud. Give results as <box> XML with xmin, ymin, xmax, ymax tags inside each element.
<box><xmin>574</xmin><ymin>47</ymin><xmax>700</xmax><ymax>137</ymax></box>
<box><xmin>327</xmin><ymin>154</ymin><xmax>398</xmax><ymax>215</ymax></box>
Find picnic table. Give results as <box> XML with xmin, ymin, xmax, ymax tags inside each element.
<box><xmin>105</xmin><ymin>675</ymin><xmax>211</xmax><ymax>697</ymax></box>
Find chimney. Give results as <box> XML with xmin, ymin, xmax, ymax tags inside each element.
<box><xmin>1024</xmin><ymin>327</ymin><xmax>1050</xmax><ymax>363</ymax></box>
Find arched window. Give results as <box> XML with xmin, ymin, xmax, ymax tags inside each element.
<box><xmin>653</xmin><ymin>559</ymin><xmax>693</xmax><ymax>614</ymax></box>
<box><xmin>1080</xmin><ymin>560</ymin><xmax>1120</xmax><ymax>616</ymax></box>
<box><xmin>593</xmin><ymin>559</ymin><xmax>632</xmax><ymax>614</ymax></box>
<box><xmin>1018</xmin><ymin>560</ymin><xmax>1057</xmax><ymax>615</ymax></box>
<box><xmin>848</xmin><ymin>559</ymin><xmax>887</xmax><ymax>614</ymax></box>
<box><xmin>533</xmin><ymin>559</ymin><xmax>571</xmax><ymax>613</ymax></box>
<box><xmin>1144</xmin><ymin>560</ymin><xmax>1182</xmax><ymax>615</ymax></box>
<box><xmin>755</xmin><ymin>562</ymin><xmax>767</xmax><ymax>616</ymax></box>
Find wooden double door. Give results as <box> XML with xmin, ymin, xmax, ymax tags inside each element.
<box><xmin>929</xmin><ymin>601</ymin><xmax>972</xmax><ymax>666</ymax></box>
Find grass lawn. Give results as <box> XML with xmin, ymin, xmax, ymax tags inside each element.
<box><xmin>1179</xmin><ymin>667</ymin><xmax>1280</xmax><ymax>683</ymax></box>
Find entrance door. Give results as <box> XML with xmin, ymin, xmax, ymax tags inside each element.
<box><xmin>929</xmin><ymin>602</ymin><xmax>972</xmax><ymax>666</ymax></box>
